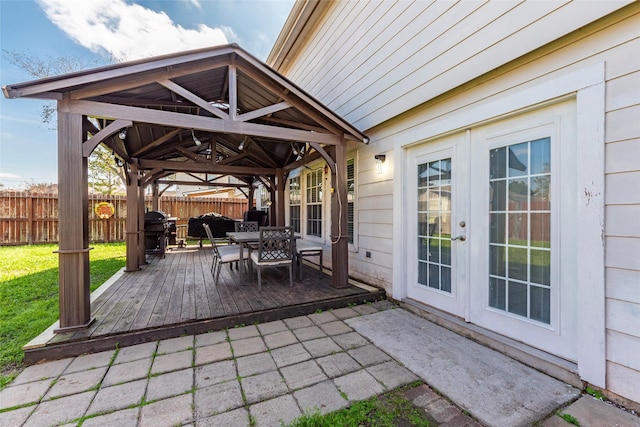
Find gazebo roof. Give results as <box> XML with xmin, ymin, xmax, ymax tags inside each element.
<box><xmin>3</xmin><ymin>43</ymin><xmax>368</xmax><ymax>185</ymax></box>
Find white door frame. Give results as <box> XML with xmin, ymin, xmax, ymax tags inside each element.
<box><xmin>392</xmin><ymin>63</ymin><xmax>605</xmax><ymax>386</ymax></box>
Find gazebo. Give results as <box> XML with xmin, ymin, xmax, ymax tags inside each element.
<box><xmin>3</xmin><ymin>44</ymin><xmax>369</xmax><ymax>333</ymax></box>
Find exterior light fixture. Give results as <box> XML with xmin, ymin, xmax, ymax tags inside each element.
<box><xmin>118</xmin><ymin>128</ymin><xmax>128</xmax><ymax>140</ymax></box>
<box><xmin>375</xmin><ymin>154</ymin><xmax>386</xmax><ymax>174</ymax></box>
<box><xmin>238</xmin><ymin>136</ymin><xmax>247</xmax><ymax>151</ymax></box>
<box><xmin>191</xmin><ymin>129</ymin><xmax>202</xmax><ymax>146</ymax></box>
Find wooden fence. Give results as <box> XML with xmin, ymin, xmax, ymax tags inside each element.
<box><xmin>0</xmin><ymin>191</ymin><xmax>248</xmax><ymax>245</ymax></box>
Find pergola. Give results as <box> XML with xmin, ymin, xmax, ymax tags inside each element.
<box><xmin>3</xmin><ymin>44</ymin><xmax>368</xmax><ymax>333</ymax></box>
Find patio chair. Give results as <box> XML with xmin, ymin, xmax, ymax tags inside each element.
<box><xmin>250</xmin><ymin>226</ymin><xmax>293</xmax><ymax>290</ymax></box>
<box><xmin>203</xmin><ymin>223</ymin><xmax>247</xmax><ymax>284</ymax></box>
<box><xmin>295</xmin><ymin>240</ymin><xmax>324</xmax><ymax>279</ymax></box>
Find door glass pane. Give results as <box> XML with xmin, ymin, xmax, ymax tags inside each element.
<box><xmin>417</xmin><ymin>157</ymin><xmax>453</xmax><ymax>293</ymax></box>
<box><xmin>488</xmin><ymin>138</ymin><xmax>551</xmax><ymax>324</ymax></box>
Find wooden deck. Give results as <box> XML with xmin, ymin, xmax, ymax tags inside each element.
<box><xmin>24</xmin><ymin>245</ymin><xmax>385</xmax><ymax>364</ymax></box>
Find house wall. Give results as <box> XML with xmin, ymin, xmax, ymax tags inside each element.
<box><xmin>276</xmin><ymin>1</ymin><xmax>640</xmax><ymax>404</ymax></box>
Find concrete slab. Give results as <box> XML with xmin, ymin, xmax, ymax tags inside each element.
<box><xmin>231</xmin><ymin>336</ymin><xmax>267</xmax><ymax>357</ymax></box>
<box><xmin>257</xmin><ymin>320</ymin><xmax>288</xmax><ymax>335</ymax></box>
<box><xmin>195</xmin><ymin>330</ymin><xmax>227</xmax><ymax>347</ymax></box>
<box><xmin>194</xmin><ymin>380</ymin><xmax>244</xmax><ymax>418</ymax></box>
<box><xmin>82</xmin><ymin>407</ymin><xmax>139</xmax><ymax>427</ymax></box>
<box><xmin>301</xmin><ymin>337</ymin><xmax>342</xmax><ymax>357</ymax></box>
<box><xmin>557</xmin><ymin>396</ymin><xmax>640</xmax><ymax>427</ymax></box>
<box><xmin>194</xmin><ymin>342</ymin><xmax>232</xmax><ymax>365</ymax></box>
<box><xmin>237</xmin><ymin>352</ymin><xmax>277</xmax><ymax>377</ymax></box>
<box><xmin>157</xmin><ymin>335</ymin><xmax>194</xmax><ymax>354</ymax></box>
<box><xmin>0</xmin><ymin>379</ymin><xmax>52</xmax><ymax>409</ymax></box>
<box><xmin>64</xmin><ymin>350</ymin><xmax>113</xmax><ymax>373</ymax></box>
<box><xmin>139</xmin><ymin>393</ymin><xmax>193</xmax><ymax>427</ymax></box>
<box><xmin>316</xmin><ymin>352</ymin><xmax>362</xmax><ymax>378</ymax></box>
<box><xmin>319</xmin><ymin>320</ymin><xmax>353</xmax><ymax>336</ymax></box>
<box><xmin>151</xmin><ymin>349</ymin><xmax>193</xmax><ymax>374</ymax></box>
<box><xmin>334</xmin><ymin>369</ymin><xmax>385</xmax><ymax>402</ymax></box>
<box><xmin>249</xmin><ymin>394</ymin><xmax>302</xmax><ymax>427</ymax></box>
<box><xmin>228</xmin><ymin>324</ymin><xmax>260</xmax><ymax>340</ymax></box>
<box><xmin>292</xmin><ymin>325</ymin><xmax>326</xmax><ymax>341</ymax></box>
<box><xmin>198</xmin><ymin>407</ymin><xmax>250</xmax><ymax>427</ymax></box>
<box><xmin>347</xmin><ymin>309</ymin><xmax>581</xmax><ymax>427</ymax></box>
<box><xmin>367</xmin><ymin>361</ymin><xmax>420</xmax><ymax>390</ymax></box>
<box><xmin>351</xmin><ymin>304</ymin><xmax>379</xmax><ymax>315</ymax></box>
<box><xmin>195</xmin><ymin>360</ymin><xmax>237</xmax><ymax>388</ymax></box>
<box><xmin>113</xmin><ymin>341</ymin><xmax>156</xmax><ymax>364</ymax></box>
<box><xmin>270</xmin><ymin>343</ymin><xmax>312</xmax><ymax>368</ymax></box>
<box><xmin>263</xmin><ymin>330</ymin><xmax>297</xmax><ymax>349</ymax></box>
<box><xmin>0</xmin><ymin>405</ymin><xmax>32</xmax><ymax>427</ymax></box>
<box><xmin>347</xmin><ymin>344</ymin><xmax>391</xmax><ymax>366</ymax></box>
<box><xmin>280</xmin><ymin>360</ymin><xmax>328</xmax><ymax>390</ymax></box>
<box><xmin>23</xmin><ymin>390</ymin><xmax>94</xmax><ymax>427</ymax></box>
<box><xmin>101</xmin><ymin>357</ymin><xmax>152</xmax><ymax>387</ymax></box>
<box><xmin>45</xmin><ymin>367</ymin><xmax>107</xmax><ymax>399</ymax></box>
<box><xmin>86</xmin><ymin>378</ymin><xmax>146</xmax><ymax>414</ymax></box>
<box><xmin>294</xmin><ymin>380</ymin><xmax>349</xmax><ymax>415</ymax></box>
<box><xmin>241</xmin><ymin>370</ymin><xmax>289</xmax><ymax>404</ymax></box>
<box><xmin>331</xmin><ymin>307</ymin><xmax>360</xmax><ymax>320</ymax></box>
<box><xmin>283</xmin><ymin>316</ymin><xmax>314</xmax><ymax>329</ymax></box>
<box><xmin>11</xmin><ymin>359</ymin><xmax>71</xmax><ymax>386</ymax></box>
<box><xmin>146</xmin><ymin>368</ymin><xmax>194</xmax><ymax>401</ymax></box>
<box><xmin>308</xmin><ymin>311</ymin><xmax>339</xmax><ymax>325</ymax></box>
<box><xmin>332</xmin><ymin>331</ymin><xmax>369</xmax><ymax>350</ymax></box>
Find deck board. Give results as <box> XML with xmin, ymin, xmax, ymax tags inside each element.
<box><xmin>24</xmin><ymin>245</ymin><xmax>385</xmax><ymax>364</ymax></box>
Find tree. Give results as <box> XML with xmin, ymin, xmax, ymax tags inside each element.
<box><xmin>5</xmin><ymin>50</ymin><xmax>125</xmax><ymax>193</ymax></box>
<box><xmin>88</xmin><ymin>144</ymin><xmax>126</xmax><ymax>194</ymax></box>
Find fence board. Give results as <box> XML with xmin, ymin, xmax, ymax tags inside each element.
<box><xmin>0</xmin><ymin>191</ymin><xmax>248</xmax><ymax>245</ymax></box>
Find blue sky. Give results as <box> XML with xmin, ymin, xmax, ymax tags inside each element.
<box><xmin>0</xmin><ymin>0</ymin><xmax>294</xmax><ymax>189</ymax></box>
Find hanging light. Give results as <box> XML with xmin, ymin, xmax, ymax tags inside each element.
<box><xmin>191</xmin><ymin>129</ymin><xmax>202</xmax><ymax>146</ymax></box>
<box><xmin>238</xmin><ymin>137</ymin><xmax>246</xmax><ymax>151</ymax></box>
<box><xmin>118</xmin><ymin>128</ymin><xmax>128</xmax><ymax>140</ymax></box>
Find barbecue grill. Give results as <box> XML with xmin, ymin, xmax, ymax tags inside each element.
<box><xmin>144</xmin><ymin>210</ymin><xmax>169</xmax><ymax>257</ymax></box>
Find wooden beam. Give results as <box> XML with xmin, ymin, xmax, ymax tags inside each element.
<box><xmin>283</xmin><ymin>150</ymin><xmax>323</xmax><ymax>172</ymax></box>
<box><xmin>310</xmin><ymin>142</ymin><xmax>336</xmax><ymax>173</ymax></box>
<box><xmin>275</xmin><ymin>169</ymin><xmax>286</xmax><ymax>226</ymax></box>
<box><xmin>68</xmin><ymin>100</ymin><xmax>341</xmax><ymax>145</ymax></box>
<box><xmin>156</xmin><ymin>180</ymin><xmax>249</xmax><ymax>188</ymax></box>
<box><xmin>125</xmin><ymin>164</ymin><xmax>141</xmax><ymax>272</ymax></box>
<box><xmin>229</xmin><ymin>63</ymin><xmax>238</xmax><ymax>121</ymax></box>
<box><xmin>138</xmin><ymin>158</ymin><xmax>274</xmax><ymax>176</ymax></box>
<box><xmin>132</xmin><ymin>128</ymin><xmax>182</xmax><ymax>156</ymax></box>
<box><xmin>175</xmin><ymin>146</ymin><xmax>208</xmax><ymax>163</ymax></box>
<box><xmin>158</xmin><ymin>79</ymin><xmax>229</xmax><ymax>120</ymax></box>
<box><xmin>83</xmin><ymin>119</ymin><xmax>132</xmax><ymax>157</ymax></box>
<box><xmin>236</xmin><ymin>101</ymin><xmax>291</xmax><ymax>122</ymax></box>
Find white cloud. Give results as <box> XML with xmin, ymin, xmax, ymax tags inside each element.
<box><xmin>37</xmin><ymin>0</ymin><xmax>227</xmax><ymax>62</ymax></box>
<box><xmin>0</xmin><ymin>172</ymin><xmax>22</xmax><ymax>179</ymax></box>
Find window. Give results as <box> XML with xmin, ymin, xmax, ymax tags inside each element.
<box><xmin>488</xmin><ymin>138</ymin><xmax>551</xmax><ymax>324</ymax></box>
<box><xmin>289</xmin><ymin>176</ymin><xmax>301</xmax><ymax>233</ymax></box>
<box><xmin>347</xmin><ymin>158</ymin><xmax>355</xmax><ymax>244</ymax></box>
<box><xmin>306</xmin><ymin>169</ymin><xmax>323</xmax><ymax>237</ymax></box>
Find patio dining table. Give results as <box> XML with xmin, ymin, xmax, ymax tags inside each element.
<box><xmin>226</xmin><ymin>230</ymin><xmax>301</xmax><ymax>274</ymax></box>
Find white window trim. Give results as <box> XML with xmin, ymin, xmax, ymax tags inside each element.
<box><xmin>392</xmin><ymin>63</ymin><xmax>605</xmax><ymax>386</ymax></box>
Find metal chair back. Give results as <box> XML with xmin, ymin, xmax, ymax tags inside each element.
<box><xmin>257</xmin><ymin>226</ymin><xmax>293</xmax><ymax>262</ymax></box>
<box><xmin>235</xmin><ymin>221</ymin><xmax>259</xmax><ymax>232</ymax></box>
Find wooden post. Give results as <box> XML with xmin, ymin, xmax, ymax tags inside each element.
<box><xmin>125</xmin><ymin>164</ymin><xmax>140</xmax><ymax>272</ymax></box>
<box><xmin>330</xmin><ymin>142</ymin><xmax>349</xmax><ymax>288</ymax></box>
<box><xmin>275</xmin><ymin>169</ymin><xmax>286</xmax><ymax>226</ymax></box>
<box><xmin>151</xmin><ymin>182</ymin><xmax>159</xmax><ymax>211</ymax></box>
<box><xmin>55</xmin><ymin>102</ymin><xmax>94</xmax><ymax>332</ymax></box>
<box><xmin>138</xmin><ymin>180</ymin><xmax>146</xmax><ymax>265</ymax></box>
<box><xmin>248</xmin><ymin>186</ymin><xmax>255</xmax><ymax>210</ymax></box>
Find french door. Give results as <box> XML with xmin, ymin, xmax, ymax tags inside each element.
<box><xmin>406</xmin><ymin>133</ymin><xmax>468</xmax><ymax>318</ymax></box>
<box><xmin>405</xmin><ymin>100</ymin><xmax>578</xmax><ymax>361</ymax></box>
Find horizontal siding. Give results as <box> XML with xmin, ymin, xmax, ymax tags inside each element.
<box><xmin>607</xmin><ymin>330</ymin><xmax>640</xmax><ymax>371</ymax></box>
<box><xmin>607</xmin><ymin>361</ymin><xmax>640</xmax><ymax>403</ymax></box>
<box><xmin>284</xmin><ymin>0</ymin><xmax>632</xmax><ymax>131</ymax></box>
<box><xmin>605</xmin><ymin>139</ymin><xmax>640</xmax><ymax>173</ymax></box>
<box><xmin>606</xmin><ymin>299</ymin><xmax>640</xmax><ymax>339</ymax></box>
<box><xmin>605</xmin><ymin>205</ymin><xmax>640</xmax><ymax>237</ymax></box>
<box><xmin>606</xmin><ymin>267</ymin><xmax>640</xmax><ymax>304</ymax></box>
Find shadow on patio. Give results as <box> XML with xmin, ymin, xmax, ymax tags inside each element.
<box><xmin>24</xmin><ymin>245</ymin><xmax>385</xmax><ymax>364</ymax></box>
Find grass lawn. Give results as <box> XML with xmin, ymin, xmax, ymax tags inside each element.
<box><xmin>0</xmin><ymin>242</ymin><xmax>126</xmax><ymax>389</ymax></box>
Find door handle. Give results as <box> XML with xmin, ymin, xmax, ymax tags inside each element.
<box><xmin>452</xmin><ymin>235</ymin><xmax>466</xmax><ymax>242</ymax></box>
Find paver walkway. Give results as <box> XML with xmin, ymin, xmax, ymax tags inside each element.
<box><xmin>1</xmin><ymin>302</ymin><xmax>478</xmax><ymax>427</ymax></box>
<box><xmin>2</xmin><ymin>302</ymin><xmax>638</xmax><ymax>427</ymax></box>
